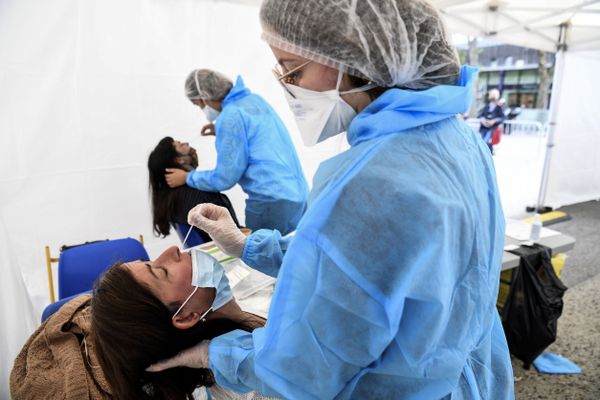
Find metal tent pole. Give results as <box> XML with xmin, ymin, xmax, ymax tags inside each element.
<box><xmin>533</xmin><ymin>22</ymin><xmax>569</xmax><ymax>213</ymax></box>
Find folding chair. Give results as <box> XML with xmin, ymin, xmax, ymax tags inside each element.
<box><xmin>41</xmin><ymin>290</ymin><xmax>92</xmax><ymax>322</ymax></box>
<box><xmin>45</xmin><ymin>235</ymin><xmax>148</xmax><ymax>304</ymax></box>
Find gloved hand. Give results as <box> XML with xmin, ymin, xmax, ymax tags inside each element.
<box><xmin>146</xmin><ymin>340</ymin><xmax>210</xmax><ymax>372</ymax></box>
<box><xmin>188</xmin><ymin>203</ymin><xmax>247</xmax><ymax>258</ymax></box>
<box><xmin>201</xmin><ymin>123</ymin><xmax>216</xmax><ymax>136</ymax></box>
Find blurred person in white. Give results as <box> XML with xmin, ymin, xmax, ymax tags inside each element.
<box><xmin>148</xmin><ymin>1</ymin><xmax>514</xmax><ymax>399</ymax></box>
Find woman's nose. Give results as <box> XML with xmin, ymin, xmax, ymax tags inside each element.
<box><xmin>166</xmin><ymin>246</ymin><xmax>180</xmax><ymax>260</ymax></box>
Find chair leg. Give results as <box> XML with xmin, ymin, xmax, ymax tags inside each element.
<box><xmin>45</xmin><ymin>246</ymin><xmax>56</xmax><ymax>303</ymax></box>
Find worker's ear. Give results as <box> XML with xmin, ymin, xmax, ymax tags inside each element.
<box><xmin>172</xmin><ymin>309</ymin><xmax>201</xmax><ymax>330</ymax></box>
<box><xmin>206</xmin><ymin>99</ymin><xmax>223</xmax><ymax>112</ymax></box>
<box><xmin>175</xmin><ymin>157</ymin><xmax>186</xmax><ymax>166</ymax></box>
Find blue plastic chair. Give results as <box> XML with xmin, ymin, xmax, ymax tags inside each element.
<box><xmin>173</xmin><ymin>222</ymin><xmax>205</xmax><ymax>249</ymax></box>
<box><xmin>57</xmin><ymin>237</ymin><xmax>149</xmax><ymax>300</ymax></box>
<box><xmin>41</xmin><ymin>290</ymin><xmax>92</xmax><ymax>322</ymax></box>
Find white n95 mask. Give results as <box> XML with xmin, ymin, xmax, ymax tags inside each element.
<box><xmin>202</xmin><ymin>105</ymin><xmax>220</xmax><ymax>122</ymax></box>
<box><xmin>172</xmin><ymin>249</ymin><xmax>233</xmax><ymax>320</ymax></box>
<box><xmin>284</xmin><ymin>71</ymin><xmax>376</xmax><ymax>147</ymax></box>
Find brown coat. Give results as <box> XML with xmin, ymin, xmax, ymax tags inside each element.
<box><xmin>10</xmin><ymin>294</ymin><xmax>111</xmax><ymax>400</ymax></box>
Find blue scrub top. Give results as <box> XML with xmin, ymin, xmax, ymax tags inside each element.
<box><xmin>208</xmin><ymin>66</ymin><xmax>514</xmax><ymax>399</ymax></box>
<box><xmin>186</xmin><ymin>77</ymin><xmax>308</xmax><ymax>234</ymax></box>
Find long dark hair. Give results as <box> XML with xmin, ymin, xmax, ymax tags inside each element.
<box><xmin>91</xmin><ymin>264</ymin><xmax>253</xmax><ymax>399</ymax></box>
<box><xmin>148</xmin><ymin>137</ymin><xmax>180</xmax><ymax>237</ymax></box>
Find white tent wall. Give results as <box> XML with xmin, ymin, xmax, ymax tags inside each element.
<box><xmin>0</xmin><ymin>216</ymin><xmax>38</xmax><ymax>399</ymax></box>
<box><xmin>0</xmin><ymin>0</ymin><xmax>343</xmax><ymax>343</ymax></box>
<box><xmin>545</xmin><ymin>50</ymin><xmax>600</xmax><ymax>207</ymax></box>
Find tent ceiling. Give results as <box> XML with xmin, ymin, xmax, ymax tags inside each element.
<box><xmin>232</xmin><ymin>0</ymin><xmax>600</xmax><ymax>52</ymax></box>
<box><xmin>431</xmin><ymin>0</ymin><xmax>600</xmax><ymax>52</ymax></box>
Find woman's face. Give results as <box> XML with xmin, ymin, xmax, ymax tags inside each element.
<box><xmin>270</xmin><ymin>46</ymin><xmax>341</xmax><ymax>92</ymax></box>
<box><xmin>125</xmin><ymin>246</ymin><xmax>212</xmax><ymax>311</ymax></box>
<box><xmin>191</xmin><ymin>99</ymin><xmax>222</xmax><ymax>112</ymax></box>
<box><xmin>174</xmin><ymin>140</ymin><xmax>191</xmax><ymax>156</ymax></box>
<box><xmin>270</xmin><ymin>45</ymin><xmax>372</xmax><ymax>113</ymax></box>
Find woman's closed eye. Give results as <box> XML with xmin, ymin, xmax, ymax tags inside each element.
<box><xmin>145</xmin><ymin>263</ymin><xmax>168</xmax><ymax>279</ymax></box>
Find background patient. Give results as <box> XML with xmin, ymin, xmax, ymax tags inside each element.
<box><xmin>91</xmin><ymin>246</ymin><xmax>267</xmax><ymax>399</ymax></box>
<box><xmin>148</xmin><ymin>136</ymin><xmax>240</xmax><ymax>243</ymax></box>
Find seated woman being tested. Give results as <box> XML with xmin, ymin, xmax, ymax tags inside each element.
<box><xmin>11</xmin><ymin>243</ymin><xmax>275</xmax><ymax>400</ymax></box>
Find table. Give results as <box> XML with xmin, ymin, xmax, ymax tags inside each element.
<box><xmin>501</xmin><ymin>233</ymin><xmax>576</xmax><ymax>270</ymax></box>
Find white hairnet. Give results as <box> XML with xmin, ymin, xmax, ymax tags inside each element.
<box><xmin>185</xmin><ymin>69</ymin><xmax>233</xmax><ymax>101</ymax></box>
<box><xmin>260</xmin><ymin>0</ymin><xmax>460</xmax><ymax>90</ymax></box>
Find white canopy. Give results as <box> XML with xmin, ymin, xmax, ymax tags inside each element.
<box><xmin>432</xmin><ymin>0</ymin><xmax>600</xmax><ymax>52</ymax></box>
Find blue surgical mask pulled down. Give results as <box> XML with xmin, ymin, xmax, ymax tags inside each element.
<box><xmin>172</xmin><ymin>249</ymin><xmax>233</xmax><ymax>320</ymax></box>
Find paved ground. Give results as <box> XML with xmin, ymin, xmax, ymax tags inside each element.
<box><xmin>513</xmin><ymin>273</ymin><xmax>600</xmax><ymax>399</ymax></box>
<box><xmin>510</xmin><ymin>201</ymin><xmax>600</xmax><ymax>399</ymax></box>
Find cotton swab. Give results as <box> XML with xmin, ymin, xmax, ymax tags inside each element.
<box><xmin>182</xmin><ymin>225</ymin><xmax>194</xmax><ymax>247</ymax></box>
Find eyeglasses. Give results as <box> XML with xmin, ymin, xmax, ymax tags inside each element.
<box><xmin>272</xmin><ymin>60</ymin><xmax>312</xmax><ymax>98</ymax></box>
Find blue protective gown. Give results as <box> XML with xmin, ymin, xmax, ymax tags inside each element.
<box><xmin>208</xmin><ymin>66</ymin><xmax>514</xmax><ymax>399</ymax></box>
<box><xmin>186</xmin><ymin>76</ymin><xmax>309</xmax><ymax>235</ymax></box>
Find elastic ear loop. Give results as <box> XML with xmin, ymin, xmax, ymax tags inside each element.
<box><xmin>172</xmin><ymin>286</ymin><xmax>198</xmax><ymax>320</ymax></box>
<box><xmin>171</xmin><ymin>286</ymin><xmax>213</xmax><ymax>323</ymax></box>
<box><xmin>336</xmin><ymin>69</ymin><xmax>378</xmax><ymax>95</ymax></box>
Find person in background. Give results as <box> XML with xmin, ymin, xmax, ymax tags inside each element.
<box><xmin>165</xmin><ymin>69</ymin><xmax>309</xmax><ymax>235</ymax></box>
<box><xmin>148</xmin><ymin>137</ymin><xmax>239</xmax><ymax>244</ymax></box>
<box><xmin>147</xmin><ymin>0</ymin><xmax>514</xmax><ymax>398</ymax></box>
<box><xmin>478</xmin><ymin>88</ymin><xmax>505</xmax><ymax>153</ymax></box>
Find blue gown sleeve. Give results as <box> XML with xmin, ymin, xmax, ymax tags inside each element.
<box><xmin>186</xmin><ymin>109</ymin><xmax>248</xmax><ymax>192</ymax></box>
<box><xmin>241</xmin><ymin>229</ymin><xmax>293</xmax><ymax>278</ymax></box>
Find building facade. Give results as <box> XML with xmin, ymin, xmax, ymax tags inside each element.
<box><xmin>458</xmin><ymin>43</ymin><xmax>555</xmax><ymax>111</ymax></box>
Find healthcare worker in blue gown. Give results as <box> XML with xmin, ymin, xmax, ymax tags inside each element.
<box><xmin>149</xmin><ymin>0</ymin><xmax>515</xmax><ymax>398</ymax></box>
<box><xmin>165</xmin><ymin>69</ymin><xmax>309</xmax><ymax>235</ymax></box>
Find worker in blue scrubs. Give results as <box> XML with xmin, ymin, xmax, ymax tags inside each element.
<box><xmin>150</xmin><ymin>0</ymin><xmax>515</xmax><ymax>398</ymax></box>
<box><xmin>165</xmin><ymin>69</ymin><xmax>308</xmax><ymax>235</ymax></box>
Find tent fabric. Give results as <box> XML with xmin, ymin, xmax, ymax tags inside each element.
<box><xmin>431</xmin><ymin>0</ymin><xmax>600</xmax><ymax>53</ymax></box>
<box><xmin>0</xmin><ymin>216</ymin><xmax>38</xmax><ymax>400</ymax></box>
<box><xmin>544</xmin><ymin>50</ymin><xmax>600</xmax><ymax>208</ymax></box>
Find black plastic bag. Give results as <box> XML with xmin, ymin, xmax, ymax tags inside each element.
<box><xmin>501</xmin><ymin>244</ymin><xmax>568</xmax><ymax>368</ymax></box>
